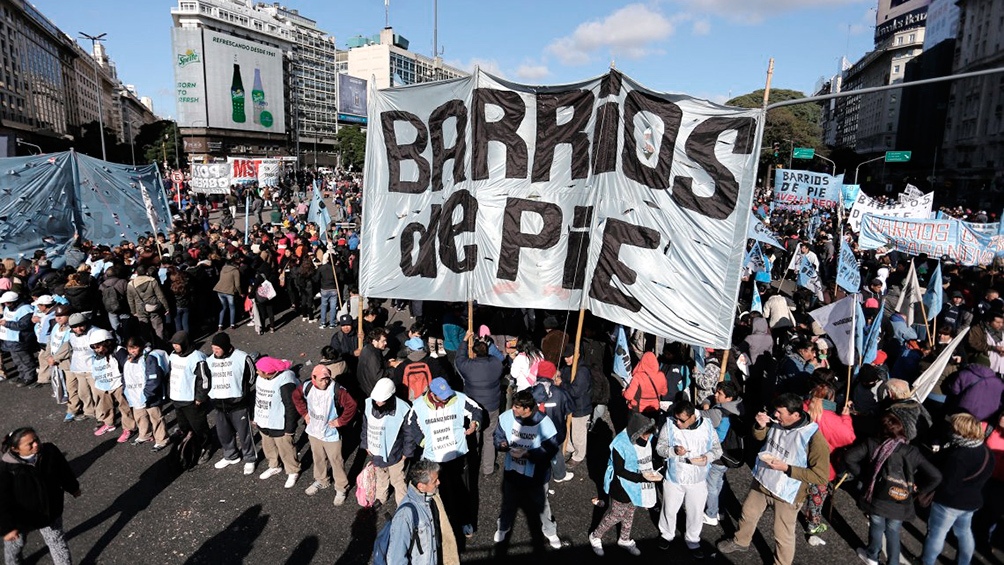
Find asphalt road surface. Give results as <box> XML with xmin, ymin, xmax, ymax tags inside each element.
<box><xmin>1</xmin><ymin>307</ymin><xmax>1001</xmax><ymax>565</ymax></box>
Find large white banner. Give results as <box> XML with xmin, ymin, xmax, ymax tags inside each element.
<box><xmin>360</xmin><ymin>70</ymin><xmax>763</xmax><ymax>348</ymax></box>
<box><xmin>189</xmin><ymin>162</ymin><xmax>230</xmax><ymax>195</ymax></box>
<box><xmin>848</xmin><ymin>190</ymin><xmax>933</xmax><ymax>232</ymax></box>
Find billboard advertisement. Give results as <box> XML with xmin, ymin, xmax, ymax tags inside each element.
<box><xmin>203</xmin><ymin>29</ymin><xmax>285</xmax><ymax>133</ymax></box>
<box><xmin>338</xmin><ymin>74</ymin><xmax>367</xmax><ymax>117</ymax></box>
<box><xmin>875</xmin><ymin>0</ymin><xmax>930</xmax><ymax>44</ymax></box>
<box><xmin>172</xmin><ymin>27</ymin><xmax>208</xmax><ymax>128</ymax></box>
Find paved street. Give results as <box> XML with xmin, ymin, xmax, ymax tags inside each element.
<box><xmin>1</xmin><ymin>308</ymin><xmax>1000</xmax><ymax>565</ymax></box>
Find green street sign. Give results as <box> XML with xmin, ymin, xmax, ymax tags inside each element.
<box><xmin>885</xmin><ymin>150</ymin><xmax>912</xmax><ymax>163</ymax></box>
<box><xmin>792</xmin><ymin>147</ymin><xmax>815</xmax><ymax>159</ymax></box>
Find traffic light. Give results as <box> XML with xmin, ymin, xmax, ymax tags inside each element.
<box><xmin>772</xmin><ymin>142</ymin><xmax>780</xmax><ymax>158</ymax></box>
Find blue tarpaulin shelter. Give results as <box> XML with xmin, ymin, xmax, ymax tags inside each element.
<box><xmin>0</xmin><ymin>151</ymin><xmax>172</xmax><ymax>260</ymax></box>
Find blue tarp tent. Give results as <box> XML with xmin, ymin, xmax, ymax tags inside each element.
<box><xmin>0</xmin><ymin>151</ymin><xmax>172</xmax><ymax>260</ymax></box>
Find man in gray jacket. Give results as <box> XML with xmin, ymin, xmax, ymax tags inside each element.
<box><xmin>386</xmin><ymin>459</ymin><xmax>441</xmax><ymax>565</ymax></box>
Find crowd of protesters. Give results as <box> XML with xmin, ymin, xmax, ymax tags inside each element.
<box><xmin>0</xmin><ymin>175</ymin><xmax>1002</xmax><ymax>565</ymax></box>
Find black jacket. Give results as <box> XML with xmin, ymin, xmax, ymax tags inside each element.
<box><xmin>357</xmin><ymin>344</ymin><xmax>389</xmax><ymax>398</ymax></box>
<box><xmin>842</xmin><ymin>437</ymin><xmax>941</xmax><ymax>521</ymax></box>
<box><xmin>0</xmin><ymin>444</ymin><xmax>79</xmax><ymax>534</ymax></box>
<box><xmin>455</xmin><ymin>341</ymin><xmax>504</xmax><ymax>412</ymax></box>
<box><xmin>558</xmin><ymin>366</ymin><xmax>592</xmax><ymax>417</ymax></box>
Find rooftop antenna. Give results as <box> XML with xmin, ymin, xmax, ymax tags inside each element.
<box><xmin>433</xmin><ymin>0</ymin><xmax>438</xmax><ymax>59</ymax></box>
<box><xmin>384</xmin><ymin>0</ymin><xmax>390</xmax><ymax>28</ymax></box>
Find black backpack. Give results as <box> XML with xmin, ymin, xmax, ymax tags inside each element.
<box><xmin>101</xmin><ymin>283</ymin><xmax>125</xmax><ymax>314</ymax></box>
<box><xmin>718</xmin><ymin>414</ymin><xmax>746</xmax><ymax>468</ymax></box>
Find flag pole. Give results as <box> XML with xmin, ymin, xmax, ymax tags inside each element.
<box><xmin>357</xmin><ymin>294</ymin><xmax>364</xmax><ymax>351</ymax></box>
<box><xmin>846</xmin><ymin>293</ymin><xmax>857</xmax><ymax>410</ymax></box>
<box><xmin>467</xmin><ymin>301</ymin><xmax>474</xmax><ymax>357</ymax></box>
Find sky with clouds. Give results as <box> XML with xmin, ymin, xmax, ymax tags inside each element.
<box><xmin>31</xmin><ymin>0</ymin><xmax>880</xmax><ymax>118</ymax></box>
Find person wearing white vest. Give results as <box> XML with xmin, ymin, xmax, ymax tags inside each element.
<box><xmin>492</xmin><ymin>389</ymin><xmax>562</xmax><ymax>549</ymax></box>
<box><xmin>403</xmin><ymin>377</ymin><xmax>484</xmax><ymax>539</ymax></box>
<box><xmin>207</xmin><ymin>332</ymin><xmax>259</xmax><ymax>476</ymax></box>
<box><xmin>361</xmin><ymin>377</ymin><xmax>410</xmax><ymax>505</ymax></box>
<box><xmin>0</xmin><ymin>291</ymin><xmax>37</xmax><ymax>387</ymax></box>
<box><xmin>167</xmin><ymin>331</ymin><xmax>212</xmax><ymax>461</ymax></box>
<box><xmin>40</xmin><ymin>306</ymin><xmax>72</xmax><ymax>406</ymax></box>
<box><xmin>252</xmin><ymin>356</ymin><xmax>301</xmax><ymax>489</ymax></box>
<box><xmin>30</xmin><ymin>295</ymin><xmax>56</xmax><ymax>389</ymax></box>
<box><xmin>66</xmin><ymin>314</ymin><xmax>97</xmax><ymax>422</ymax></box>
<box><xmin>655</xmin><ymin>400</ymin><xmax>722</xmax><ymax>559</ymax></box>
<box><xmin>590</xmin><ymin>413</ymin><xmax>663</xmax><ymax>557</ymax></box>
<box><xmin>717</xmin><ymin>393</ymin><xmax>830</xmax><ymax>565</ymax></box>
<box><xmin>122</xmin><ymin>336</ymin><xmax>170</xmax><ymax>450</ymax></box>
<box><xmin>88</xmin><ymin>329</ymin><xmax>136</xmax><ymax>443</ymax></box>
<box><xmin>292</xmin><ymin>364</ymin><xmax>358</xmax><ymax>504</ymax></box>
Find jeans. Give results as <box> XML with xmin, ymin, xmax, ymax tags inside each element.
<box><xmin>550</xmin><ymin>442</ymin><xmax>567</xmax><ymax>480</ymax></box>
<box><xmin>866</xmin><ymin>513</ymin><xmax>902</xmax><ymax>564</ymax></box>
<box><xmin>173</xmin><ymin>307</ymin><xmax>190</xmax><ymax>334</ymax></box>
<box><xmin>922</xmin><ymin>502</ymin><xmax>976</xmax><ymax>565</ymax></box>
<box><xmin>107</xmin><ymin>312</ymin><xmax>132</xmax><ymax>341</ymax></box>
<box><xmin>217</xmin><ymin>292</ymin><xmax>235</xmax><ymax>327</ymax></box>
<box><xmin>705</xmin><ymin>463</ymin><xmax>727</xmax><ymax>519</ymax></box>
<box><xmin>319</xmin><ymin>289</ymin><xmax>339</xmax><ymax>326</ymax></box>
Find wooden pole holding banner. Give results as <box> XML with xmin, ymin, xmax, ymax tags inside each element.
<box><xmin>718</xmin><ymin>349</ymin><xmax>730</xmax><ymax>382</ymax></box>
<box><xmin>563</xmin><ymin>308</ymin><xmax>587</xmax><ymax>456</ymax></box>
<box><xmin>329</xmin><ymin>255</ymin><xmax>342</xmax><ymax>311</ymax></box>
<box><xmin>467</xmin><ymin>301</ymin><xmax>474</xmax><ymax>357</ymax></box>
<box><xmin>357</xmin><ymin>294</ymin><xmax>365</xmax><ymax>351</ymax></box>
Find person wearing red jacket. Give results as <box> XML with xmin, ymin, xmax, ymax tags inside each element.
<box><xmin>801</xmin><ymin>381</ymin><xmax>855</xmax><ymax>537</ymax></box>
<box><xmin>623</xmin><ymin>352</ymin><xmax>669</xmax><ymax>415</ymax></box>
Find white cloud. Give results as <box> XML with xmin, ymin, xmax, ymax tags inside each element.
<box><xmin>515</xmin><ymin>63</ymin><xmax>550</xmax><ymax>81</ymax></box>
<box><xmin>692</xmin><ymin>19</ymin><xmax>711</xmax><ymax>36</ymax></box>
<box><xmin>545</xmin><ymin>4</ymin><xmax>677</xmax><ymax>66</ymax></box>
<box><xmin>848</xmin><ymin>8</ymin><xmax>877</xmax><ymax>35</ymax></box>
<box><xmin>671</xmin><ymin>0</ymin><xmax>870</xmax><ymax>23</ymax></box>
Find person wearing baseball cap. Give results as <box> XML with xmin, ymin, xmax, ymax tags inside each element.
<box><xmin>88</xmin><ymin>329</ymin><xmax>134</xmax><ymax>442</ymax></box>
<box><xmin>361</xmin><ymin>377</ymin><xmax>410</xmax><ymax>506</ymax></box>
<box><xmin>403</xmin><ymin>376</ymin><xmax>485</xmax><ymax>539</ymax></box>
<box><xmin>0</xmin><ymin>291</ymin><xmax>37</xmax><ymax>387</ymax></box>
<box><xmin>328</xmin><ymin>313</ymin><xmax>357</xmax><ymax>361</ymax></box>
<box><xmin>291</xmin><ymin>363</ymin><xmax>358</xmax><ymax>504</ymax></box>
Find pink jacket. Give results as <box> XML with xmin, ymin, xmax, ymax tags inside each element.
<box><xmin>804</xmin><ymin>400</ymin><xmax>856</xmax><ymax>481</ymax></box>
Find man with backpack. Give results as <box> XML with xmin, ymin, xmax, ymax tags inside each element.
<box><xmin>291</xmin><ymin>364</ymin><xmax>357</xmax><ymax>504</ymax></box>
<box><xmin>393</xmin><ymin>337</ymin><xmax>446</xmax><ymax>402</ymax></box>
<box><xmin>206</xmin><ymin>332</ymin><xmax>259</xmax><ymax>476</ymax></box>
<box><xmin>376</xmin><ymin>459</ymin><xmax>442</xmax><ymax>565</ymax></box>
<box><xmin>701</xmin><ymin>381</ymin><xmax>745</xmax><ymax>527</ymax></box>
<box><xmin>99</xmin><ymin>265</ymin><xmax>131</xmax><ymax>342</ymax></box>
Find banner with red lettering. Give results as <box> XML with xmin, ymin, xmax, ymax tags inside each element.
<box><xmin>360</xmin><ymin>70</ymin><xmax>763</xmax><ymax>348</ymax></box>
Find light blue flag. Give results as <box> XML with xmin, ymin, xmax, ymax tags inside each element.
<box><xmin>841</xmin><ymin>183</ymin><xmax>861</xmax><ymax>210</ymax></box>
<box><xmin>748</xmin><ymin>212</ymin><xmax>784</xmax><ymax>248</ymax></box>
<box><xmin>862</xmin><ymin>299</ymin><xmax>885</xmax><ymax>365</ymax></box>
<box><xmin>307</xmin><ymin>179</ymin><xmax>332</xmax><ymax>242</ymax></box>
<box><xmin>837</xmin><ymin>240</ymin><xmax>861</xmax><ymax>294</ymax></box>
<box><xmin>797</xmin><ymin>256</ymin><xmax>823</xmax><ymax>299</ymax></box>
<box><xmin>743</xmin><ymin>242</ymin><xmax>765</xmax><ymax>278</ymax></box>
<box><xmin>755</xmin><ymin>247</ymin><xmax>772</xmax><ymax>284</ymax></box>
<box><xmin>923</xmin><ymin>261</ymin><xmax>942</xmax><ymax>321</ymax></box>
<box><xmin>612</xmin><ymin>325</ymin><xmax>632</xmax><ymax>384</ymax></box>
<box><xmin>751</xmin><ymin>283</ymin><xmax>763</xmax><ymax>314</ymax></box>
<box><xmin>806</xmin><ymin>213</ymin><xmax>821</xmax><ymax>242</ymax></box>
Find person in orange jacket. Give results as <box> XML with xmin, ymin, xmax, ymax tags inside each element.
<box><xmin>623</xmin><ymin>352</ymin><xmax>669</xmax><ymax>415</ymax></box>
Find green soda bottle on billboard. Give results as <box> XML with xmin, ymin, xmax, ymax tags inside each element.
<box><xmin>231</xmin><ymin>55</ymin><xmax>246</xmax><ymax>123</ymax></box>
<box><xmin>252</xmin><ymin>65</ymin><xmax>265</xmax><ymax>125</ymax></box>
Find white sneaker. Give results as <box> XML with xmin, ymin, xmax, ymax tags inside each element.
<box><xmin>588</xmin><ymin>533</ymin><xmax>604</xmax><ymax>556</ymax></box>
<box><xmin>703</xmin><ymin>514</ymin><xmax>720</xmax><ymax>526</ymax></box>
<box><xmin>259</xmin><ymin>467</ymin><xmax>282</xmax><ymax>480</ymax></box>
<box><xmin>618</xmin><ymin>539</ymin><xmax>641</xmax><ymax>556</ymax></box>
<box><xmin>284</xmin><ymin>473</ymin><xmax>299</xmax><ymax>489</ymax></box>
<box><xmin>493</xmin><ymin>527</ymin><xmax>510</xmax><ymax>543</ymax></box>
<box><xmin>243</xmin><ymin>462</ymin><xmax>255</xmax><ymax>475</ymax></box>
<box><xmin>333</xmin><ymin>490</ymin><xmax>347</xmax><ymax>506</ymax></box>
<box><xmin>305</xmin><ymin>481</ymin><xmax>329</xmax><ymax>496</ymax></box>
<box><xmin>544</xmin><ymin>533</ymin><xmax>561</xmax><ymax>549</ymax></box>
<box><xmin>857</xmin><ymin>548</ymin><xmax>878</xmax><ymax>565</ymax></box>
<box><xmin>214</xmin><ymin>457</ymin><xmax>240</xmax><ymax>470</ymax></box>
<box><xmin>553</xmin><ymin>472</ymin><xmax>574</xmax><ymax>483</ymax></box>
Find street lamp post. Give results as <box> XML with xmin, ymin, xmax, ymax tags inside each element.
<box><xmin>80</xmin><ymin>32</ymin><xmax>108</xmax><ymax>161</ymax></box>
<box><xmin>815</xmin><ymin>154</ymin><xmax>837</xmax><ymax>177</ymax></box>
<box><xmin>16</xmin><ymin>138</ymin><xmax>41</xmax><ymax>155</ymax></box>
<box><xmin>854</xmin><ymin>155</ymin><xmax>885</xmax><ymax>185</ymax></box>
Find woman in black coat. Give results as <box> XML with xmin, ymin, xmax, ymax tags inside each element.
<box><xmin>0</xmin><ymin>427</ymin><xmax>79</xmax><ymax>565</ymax></box>
<box><xmin>842</xmin><ymin>412</ymin><xmax>941</xmax><ymax>565</ymax></box>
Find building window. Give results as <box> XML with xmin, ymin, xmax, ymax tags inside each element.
<box><xmin>893</xmin><ymin>64</ymin><xmax>900</xmax><ymax>73</ymax></box>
